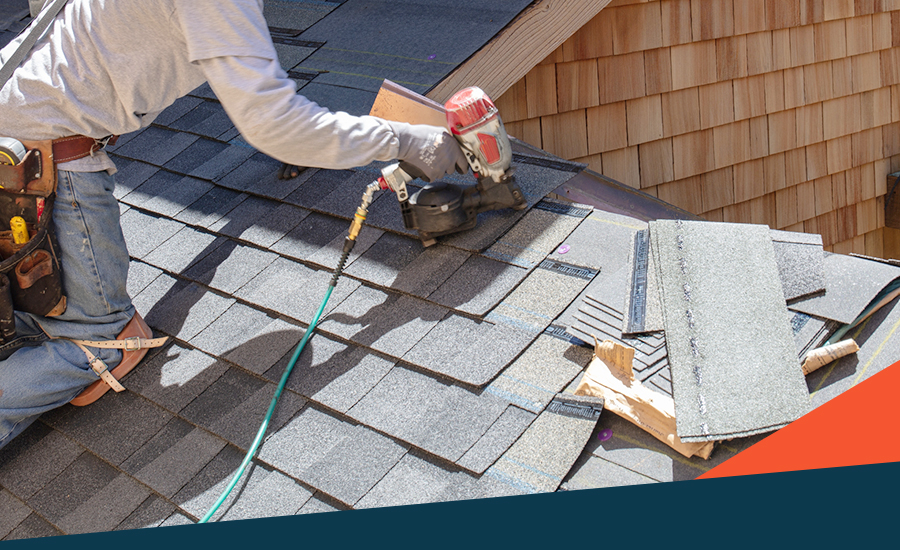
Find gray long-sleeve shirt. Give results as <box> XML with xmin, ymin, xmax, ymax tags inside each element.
<box><xmin>0</xmin><ymin>0</ymin><xmax>401</xmax><ymax>172</ymax></box>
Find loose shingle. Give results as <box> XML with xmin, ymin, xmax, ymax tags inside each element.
<box><xmin>0</xmin><ymin>424</ymin><xmax>83</xmax><ymax>500</ymax></box>
<box><xmin>348</xmin><ymin>367</ymin><xmax>508</xmax><ymax>463</ymax></box>
<box><xmin>125</xmin><ymin>343</ymin><xmax>229</xmax><ymax>413</ymax></box>
<box><xmin>319</xmin><ymin>285</ymin><xmax>448</xmax><ymax>358</ymax></box>
<box><xmin>427</xmin><ymin>255</ymin><xmax>528</xmax><ymax>315</ymax></box>
<box><xmin>770</xmin><ymin>229</ymin><xmax>826</xmax><ymax>302</ymax></box>
<box><xmin>547</xmin><ymin>209</ymin><xmax>645</xmax><ymax>270</ymax></box>
<box><xmin>56</xmin><ymin>474</ymin><xmax>151</xmax><ymax>535</ymax></box>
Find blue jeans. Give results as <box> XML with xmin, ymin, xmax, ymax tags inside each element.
<box><xmin>0</xmin><ymin>170</ymin><xmax>134</xmax><ymax>448</ymax></box>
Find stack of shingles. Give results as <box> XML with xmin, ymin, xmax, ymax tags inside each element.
<box><xmin>559</xmin><ymin>212</ymin><xmax>900</xmax><ymax>448</ymax></box>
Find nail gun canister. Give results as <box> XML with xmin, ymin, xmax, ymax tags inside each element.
<box><xmin>0</xmin><ymin>137</ymin><xmax>26</xmax><ymax>166</ymax></box>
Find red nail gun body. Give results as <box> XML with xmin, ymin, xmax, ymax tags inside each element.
<box><xmin>380</xmin><ymin>87</ymin><xmax>526</xmax><ymax>246</ymax></box>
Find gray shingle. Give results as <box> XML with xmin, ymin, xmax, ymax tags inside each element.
<box><xmin>145</xmin><ymin>282</ymin><xmax>235</xmax><ymax>341</ymax></box>
<box><xmin>125</xmin><ymin>343</ymin><xmax>229</xmax><ymax>413</ymax></box>
<box><xmin>283</xmin><ymin>169</ymin><xmax>353</xmax><ymax>207</ymax></box>
<box><xmin>319</xmin><ymin>285</ymin><xmax>448</xmax><ymax>358</ymax></box>
<box><xmin>311</xmin><ymin>170</ymin><xmax>381</xmax><ymax>218</ymax></box>
<box><xmin>235</xmin><ymin>257</ymin><xmax>360</xmax><ymax>324</ymax></box>
<box><xmin>348</xmin><ymin>366</ymin><xmax>507</xmax><ymax>462</ymax></box>
<box><xmin>306</xmin><ymin>224</ymin><xmax>384</xmax><ymax>272</ymax></box>
<box><xmin>218</xmin><ymin>153</ymin><xmax>307</xmax><ymax>200</ymax></box>
<box><xmin>0</xmin><ymin>424</ymin><xmax>84</xmax><ymax>500</ymax></box>
<box><xmin>296</xmin><ymin>82</ymin><xmax>378</xmax><ymax>116</ymax></box>
<box><xmin>484</xmin><ymin>206</ymin><xmax>583</xmax><ymax>268</ymax></box>
<box><xmin>770</xmin><ymin>230</ymin><xmax>826</xmax><ymax>302</ymax></box>
<box><xmin>263</xmin><ymin>0</ymin><xmax>336</xmax><ymax>34</ymax></box>
<box><xmin>189</xmin><ymin>302</ymin><xmax>278</xmax><ymax>357</ymax></box>
<box><xmin>456</xmin><ymin>406</ymin><xmax>536</xmax><ymax>474</ymax></box>
<box><xmin>174</xmin><ymin>186</ymin><xmax>248</xmax><ymax>228</ymax></box>
<box><xmin>169</xmin><ymin>100</ymin><xmax>233</xmax><ymax>139</ymax></box>
<box><xmin>152</xmin><ymin>95</ymin><xmax>204</xmax><ymax>127</ymax></box>
<box><xmin>216</xmin><ymin>200</ymin><xmax>310</xmax><ymax>248</ymax></box>
<box><xmin>119</xmin><ymin>168</ymin><xmax>184</xmax><ymax>208</ymax></box>
<box><xmin>131</xmin><ymin>425</ymin><xmax>225</xmax><ymax>498</ymax></box>
<box><xmin>341</xmin><ymin>231</ymin><xmax>426</xmax><ymax>287</ymax></box>
<box><xmin>270</xmin><ymin>211</ymin><xmax>349</xmax><ymax>261</ymax></box>
<box><xmin>428</xmin><ymin>255</ymin><xmax>529</xmax><ymax>315</ymax></box>
<box><xmin>163</xmin><ymin>138</ymin><xmax>230</xmax><ymax>175</ymax></box>
<box><xmin>132</xmin><ymin>273</ymin><xmax>183</xmax><ymax>324</ymax></box>
<box><xmin>42</xmin><ymin>391</ymin><xmax>171</xmax><ymax>466</ymax></box>
<box><xmin>354</xmin><ymin>454</ymin><xmax>461</xmax><ymax>509</ymax></box>
<box><xmin>141</xmin><ymin>176</ymin><xmax>215</xmax><ymax>219</ymax></box>
<box><xmin>561</xmin><ymin>455</ymin><xmax>658</xmax><ymax>491</ymax></box>
<box><xmin>390</xmin><ymin>243</ymin><xmax>471</xmax><ymax>297</ymax></box>
<box><xmin>547</xmin><ymin>209</ymin><xmax>645</xmax><ymax>270</ymax></box>
<box><xmin>0</xmin><ymin>490</ymin><xmax>31</xmax><ymax>539</ymax></box>
<box><xmin>266</xmin><ymin>334</ymin><xmax>395</xmax><ymax>413</ymax></box>
<box><xmin>226</xmin><ymin>317</ymin><xmax>306</xmax><ymax>375</ymax></box>
<box><xmin>189</xmin><ymin>144</ymin><xmax>257</xmax><ymax>181</ymax></box>
<box><xmin>120</xmin><ymin>418</ymin><xmax>192</xmax><ymax>474</ymax></box>
<box><xmin>182</xmin><ymin>240</ymin><xmax>279</xmax><ymax>294</ymax></box>
<box><xmin>297</xmin><ymin>496</ymin><xmax>340</xmax><ymax>514</ymax></box>
<box><xmin>142</xmin><ymin>226</ymin><xmax>222</xmax><ymax>275</ymax></box>
<box><xmin>258</xmin><ymin>407</ymin><xmax>406</xmax><ymax>505</ymax></box>
<box><xmin>487</xmin><ymin>267</ymin><xmax>592</xmax><ymax>334</ymax></box>
<box><xmin>119</xmin><ymin>208</ymin><xmax>185</xmax><ymax>259</ymax></box>
<box><xmin>403</xmin><ymin>313</ymin><xmax>536</xmax><ymax>386</ymax></box>
<box><xmin>113</xmin><ymin>126</ymin><xmax>200</xmax><ymax>166</ymax></box>
<box><xmin>174</xmin><ymin>448</ymin><xmax>312</xmax><ymax>522</ymax></box>
<box><xmin>56</xmin><ymin>473</ymin><xmax>151</xmax><ymax>535</ymax></box>
<box><xmin>3</xmin><ymin>513</ymin><xmax>63</xmax><ymax>540</ymax></box>
<box><xmin>115</xmin><ymin>496</ymin><xmax>176</xmax><ymax>531</ymax></box>
<box><xmin>27</xmin><ymin>452</ymin><xmax>119</xmax><ymax>524</ymax></box>
<box><xmin>439</xmin><ymin>207</ymin><xmax>527</xmax><ymax>252</ymax></box>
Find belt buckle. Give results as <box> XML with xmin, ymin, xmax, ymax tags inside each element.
<box><xmin>123</xmin><ymin>336</ymin><xmax>142</xmax><ymax>352</ymax></box>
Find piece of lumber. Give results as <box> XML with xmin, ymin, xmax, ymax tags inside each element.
<box><xmin>427</xmin><ymin>0</ymin><xmax>612</xmax><ymax>103</ymax></box>
<box><xmin>369</xmin><ymin>79</ymin><xmax>447</xmax><ymax>129</ymax></box>
<box><xmin>574</xmin><ymin>339</ymin><xmax>714</xmax><ymax>460</ymax></box>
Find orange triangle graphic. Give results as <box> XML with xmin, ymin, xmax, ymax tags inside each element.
<box><xmin>699</xmin><ymin>360</ymin><xmax>900</xmax><ymax>479</ymax></box>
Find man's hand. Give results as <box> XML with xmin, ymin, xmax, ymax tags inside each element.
<box><xmin>277</xmin><ymin>163</ymin><xmax>305</xmax><ymax>180</ymax></box>
<box><xmin>388</xmin><ymin>121</ymin><xmax>468</xmax><ymax>183</ymax></box>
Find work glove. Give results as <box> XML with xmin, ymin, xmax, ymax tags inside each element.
<box><xmin>388</xmin><ymin>121</ymin><xmax>468</xmax><ymax>183</ymax></box>
<box><xmin>277</xmin><ymin>163</ymin><xmax>306</xmax><ymax>180</ymax></box>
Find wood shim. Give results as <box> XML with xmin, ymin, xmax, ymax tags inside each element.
<box><xmin>574</xmin><ymin>338</ymin><xmax>714</xmax><ymax>460</ymax></box>
<box><xmin>369</xmin><ymin>80</ymin><xmax>448</xmax><ymax>129</ymax></box>
<box><xmin>426</xmin><ymin>0</ymin><xmax>613</xmax><ymax>103</ymax></box>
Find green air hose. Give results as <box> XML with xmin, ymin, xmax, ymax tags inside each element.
<box><xmin>199</xmin><ymin>180</ymin><xmax>382</xmax><ymax>523</ymax></box>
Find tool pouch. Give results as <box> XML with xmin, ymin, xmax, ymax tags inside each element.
<box><xmin>0</xmin><ymin>139</ymin><xmax>65</xmax><ymax>317</ymax></box>
<box><xmin>0</xmin><ymin>274</ymin><xmax>16</xmax><ymax>344</ymax></box>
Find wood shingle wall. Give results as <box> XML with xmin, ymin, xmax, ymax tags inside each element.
<box><xmin>495</xmin><ymin>0</ymin><xmax>900</xmax><ymax>257</ymax></box>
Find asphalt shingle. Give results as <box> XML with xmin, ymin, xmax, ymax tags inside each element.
<box><xmin>182</xmin><ymin>239</ymin><xmax>279</xmax><ymax>294</ymax></box>
<box><xmin>130</xmin><ymin>424</ymin><xmax>225</xmax><ymax>498</ymax></box>
<box><xmin>114</xmin><ymin>126</ymin><xmax>200</xmax><ymax>167</ymax></box>
<box><xmin>163</xmin><ymin>138</ymin><xmax>230</xmax><ymax>176</ymax></box>
<box><xmin>0</xmin><ymin>490</ymin><xmax>31</xmax><ymax>539</ymax></box>
<box><xmin>56</xmin><ymin>474</ymin><xmax>151</xmax><ymax>535</ymax></box>
<box><xmin>0</xmin><ymin>423</ymin><xmax>85</xmax><ymax>500</ymax></box>
<box><xmin>3</xmin><ymin>513</ymin><xmax>63</xmax><ymax>540</ymax></box>
<box><xmin>142</xmin><ymin>226</ymin><xmax>222</xmax><ymax>275</ymax></box>
<box><xmin>144</xmin><ymin>282</ymin><xmax>235</xmax><ymax>341</ymax></box>
<box><xmin>189</xmin><ymin>144</ymin><xmax>257</xmax><ymax>181</ymax></box>
<box><xmin>427</xmin><ymin>254</ymin><xmax>529</xmax><ymax>315</ymax></box>
<box><xmin>27</xmin><ymin>452</ymin><xmax>119</xmax><ymax>525</ymax></box>
<box><xmin>456</xmin><ymin>406</ymin><xmax>536</xmax><ymax>474</ymax></box>
<box><xmin>174</xmin><ymin>186</ymin><xmax>248</xmax><ymax>228</ymax></box>
<box><xmin>115</xmin><ymin>496</ymin><xmax>176</xmax><ymax>531</ymax></box>
<box><xmin>119</xmin><ymin>208</ymin><xmax>185</xmax><ymax>259</ymax></box>
<box><xmin>125</xmin><ymin>343</ymin><xmax>229</xmax><ymax>414</ymax></box>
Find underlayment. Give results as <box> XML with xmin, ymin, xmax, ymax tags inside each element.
<box><xmin>789</xmin><ymin>253</ymin><xmax>900</xmax><ymax>325</ymax></box>
<box><xmin>650</xmin><ymin>220</ymin><xmax>810</xmax><ymax>442</ymax></box>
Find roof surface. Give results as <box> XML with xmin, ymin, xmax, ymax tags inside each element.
<box><xmin>2</xmin><ymin>0</ymin><xmax>900</xmax><ymax>541</ymax></box>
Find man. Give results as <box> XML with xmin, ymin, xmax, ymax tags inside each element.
<box><xmin>0</xmin><ymin>0</ymin><xmax>466</xmax><ymax>448</ymax></box>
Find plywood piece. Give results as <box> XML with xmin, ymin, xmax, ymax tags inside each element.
<box><xmin>563</xmin><ymin>11</ymin><xmax>615</xmax><ymax>61</ymax></box>
<box><xmin>716</xmin><ymin>35</ymin><xmax>749</xmax><ymax>80</ymax></box>
<box><xmin>734</xmin><ymin>0</ymin><xmax>766</xmax><ymax>34</ymax></box>
<box><xmin>814</xmin><ymin>174</ymin><xmax>835</xmax><ymax>214</ymax></box>
<box><xmin>369</xmin><ymin>80</ymin><xmax>448</xmax><ymax>129</ymax></box>
<box><xmin>827</xmin><ymin>135</ymin><xmax>854</xmax><ymax>174</ymax></box>
<box><xmin>656</xmin><ymin>175</ymin><xmax>702</xmax><ymax>212</ymax></box>
<box><xmin>691</xmin><ymin>0</ymin><xmax>734</xmax><ymax>41</ymax></box>
<box><xmin>860</xmin><ymin>87</ymin><xmax>892</xmax><ymax>127</ymax></box>
<box><xmin>773</xmin><ymin>28</ymin><xmax>793</xmax><ymax>71</ymax></box>
<box><xmin>786</xmin><ymin>147</ymin><xmax>809</xmax><ymax>186</ymax></box>
<box><xmin>804</xmin><ymin>61</ymin><xmax>835</xmax><ymax>103</ymax></box>
<box><xmin>613</xmin><ymin>2</ymin><xmax>663</xmax><ymax>54</ymax></box>
<box><xmin>733</xmin><ymin>75</ymin><xmax>767</xmax><ymax>119</ymax></box>
<box><xmin>824</xmin><ymin>0</ymin><xmax>855</xmax><ymax>20</ymax></box>
<box><xmin>801</xmin><ymin>0</ymin><xmax>827</xmax><ymax>25</ymax></box>
<box><xmin>626</xmin><ymin>95</ymin><xmax>664</xmax><ymax>146</ymax></box>
<box><xmin>661</xmin><ymin>0</ymin><xmax>693</xmax><ymax>46</ymax></box>
<box><xmin>639</xmin><ymin>138</ymin><xmax>676</xmax><ymax>188</ymax></box>
<box><xmin>700</xmin><ymin>166</ymin><xmax>734</xmax><ymax>211</ymax></box>
<box><xmin>733</xmin><ymin>158</ymin><xmax>766</xmax><ymax>202</ymax></box>
<box><xmin>815</xmin><ymin>20</ymin><xmax>848</xmax><ymax>62</ymax></box>
<box><xmin>852</xmin><ymin>127</ymin><xmax>883</xmax><ymax>166</ymax></box>
<box><xmin>765</xmin><ymin>70</ymin><xmax>786</xmax><ymax>113</ymax></box>
<box><xmin>872</xmin><ymin>12</ymin><xmax>892</xmax><ymax>50</ymax></box>
<box><xmin>427</xmin><ymin>0</ymin><xmax>613</xmax><ymax>103</ymax></box>
<box><xmin>525</xmin><ymin>64</ymin><xmax>558</xmax><ymax>118</ymax></box>
<box><xmin>852</xmin><ymin>51</ymin><xmax>883</xmax><ymax>93</ymax></box>
<box><xmin>557</xmin><ymin>60</ymin><xmax>600</xmax><ymax>112</ymax></box>
<box><xmin>796</xmin><ymin>103</ymin><xmax>824</xmax><ymax>147</ymax></box>
<box><xmin>586</xmin><ymin>102</ymin><xmax>628</xmax><ymax>154</ymax></box>
<box><xmin>797</xmin><ymin>179</ymin><xmax>818</xmax><ymax>221</ymax></box>
<box><xmin>698</xmin><ymin>81</ymin><xmax>735</xmax><ymax>129</ymax></box>
<box><xmin>764</xmin><ymin>152</ymin><xmax>788</xmax><ymax>192</ymax></box>
<box><xmin>747</xmin><ymin>31</ymin><xmax>774</xmax><ymax>76</ymax></box>
<box><xmin>767</xmin><ymin>0</ymin><xmax>802</xmax><ymax>29</ymax></box>
<box><xmin>541</xmin><ymin>110</ymin><xmax>589</xmax><ymax>159</ymax></box>
<box><xmin>783</xmin><ymin>67</ymin><xmax>806</xmax><ymax>110</ymax></box>
<box><xmin>601</xmin><ymin>145</ymin><xmax>640</xmax><ymax>188</ymax></box>
<box><xmin>713</xmin><ymin>119</ymin><xmax>751</xmax><ymax>168</ymax></box>
<box><xmin>644</xmin><ymin>48</ymin><xmax>674</xmax><ymax>95</ymax></box>
<box><xmin>670</xmin><ymin>41</ymin><xmax>717</xmax><ymax>90</ymax></box>
<box><xmin>598</xmin><ymin>52</ymin><xmax>647</xmax><ymax>103</ymax></box>
<box><xmin>661</xmin><ymin>87</ymin><xmax>701</xmax><ymax>136</ymax></box>
<box><xmin>831</xmin><ymin>57</ymin><xmax>853</xmax><ymax>97</ymax></box>
<box><xmin>791</xmin><ymin>25</ymin><xmax>817</xmax><ymax>67</ymax></box>
<box><xmin>769</xmin><ymin>110</ymin><xmax>798</xmax><ymax>154</ymax></box>
<box><xmin>846</xmin><ymin>15</ymin><xmax>875</xmax><ymax>56</ymax></box>
<box><xmin>494</xmin><ymin>78</ymin><xmax>528</xmax><ymax>122</ymax></box>
<box><xmin>750</xmin><ymin>115</ymin><xmax>770</xmax><ymax>159</ymax></box>
<box><xmin>776</xmin><ymin>185</ymin><xmax>800</xmax><ymax>228</ymax></box>
<box><xmin>672</xmin><ymin>128</ymin><xmax>715</xmax><ymax>179</ymax></box>
<box><xmin>808</xmin><ymin>142</ymin><xmax>829</xmax><ymax>179</ymax></box>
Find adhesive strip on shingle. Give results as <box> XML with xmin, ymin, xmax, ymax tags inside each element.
<box><xmin>770</xmin><ymin>229</ymin><xmax>826</xmax><ymax>302</ymax></box>
<box><xmin>789</xmin><ymin>253</ymin><xmax>900</xmax><ymax>324</ymax></box>
<box><xmin>428</xmin><ymin>255</ymin><xmax>529</xmax><ymax>316</ymax></box>
<box><xmin>651</xmin><ymin>220</ymin><xmax>810</xmax><ymax>442</ymax></box>
<box><xmin>265</xmin><ymin>334</ymin><xmax>395</xmax><ymax>414</ymax></box>
<box><xmin>348</xmin><ymin>366</ymin><xmax>507</xmax><ymax>463</ymax></box>
<box><xmin>484</xmin><ymin>204</ymin><xmax>584</xmax><ymax>268</ymax></box>
<box><xmin>258</xmin><ymin>407</ymin><xmax>407</xmax><ymax>505</ymax></box>
<box><xmin>622</xmin><ymin>228</ymin><xmax>665</xmax><ymax>335</ymax></box>
<box><xmin>485</xmin><ymin>393</ymin><xmax>602</xmax><ymax>494</ymax></box>
<box><xmin>318</xmin><ymin>285</ymin><xmax>448</xmax><ymax>358</ymax></box>
<box><xmin>402</xmin><ymin>313</ymin><xmax>536</xmax><ymax>387</ymax></box>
